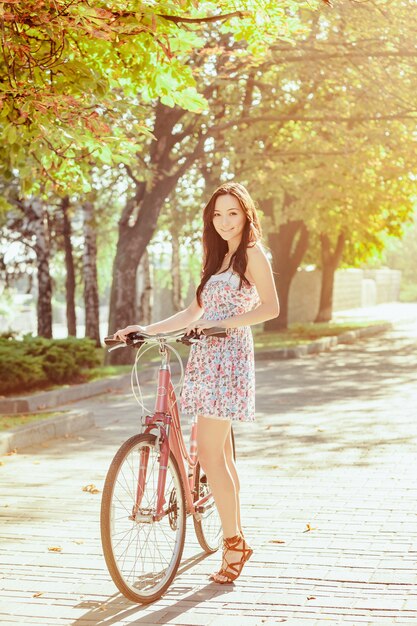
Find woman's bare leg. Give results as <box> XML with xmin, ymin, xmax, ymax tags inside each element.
<box><xmin>224</xmin><ymin>427</ymin><xmax>243</xmax><ymax>535</ymax></box>
<box><xmin>197</xmin><ymin>414</ymin><xmax>238</xmax><ymax>538</ymax></box>
<box><xmin>197</xmin><ymin>415</ymin><xmax>251</xmax><ymax>583</ymax></box>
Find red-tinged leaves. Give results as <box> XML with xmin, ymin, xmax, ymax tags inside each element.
<box><xmin>33</xmin><ymin>102</ymin><xmax>49</xmax><ymax>114</ymax></box>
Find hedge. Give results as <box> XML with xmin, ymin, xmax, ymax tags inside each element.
<box><xmin>0</xmin><ymin>335</ymin><xmax>101</xmax><ymax>395</ymax></box>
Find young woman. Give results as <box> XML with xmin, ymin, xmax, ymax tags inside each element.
<box><xmin>113</xmin><ymin>182</ymin><xmax>280</xmax><ymax>584</ymax></box>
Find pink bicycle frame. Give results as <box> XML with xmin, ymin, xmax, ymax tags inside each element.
<box><xmin>135</xmin><ymin>353</ymin><xmax>210</xmax><ymax>521</ymax></box>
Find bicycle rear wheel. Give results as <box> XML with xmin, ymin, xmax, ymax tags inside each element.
<box><xmin>100</xmin><ymin>433</ymin><xmax>186</xmax><ymax>604</ymax></box>
<box><xmin>193</xmin><ymin>426</ymin><xmax>236</xmax><ymax>553</ymax></box>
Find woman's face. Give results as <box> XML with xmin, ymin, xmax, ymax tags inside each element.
<box><xmin>212</xmin><ymin>194</ymin><xmax>247</xmax><ymax>245</ymax></box>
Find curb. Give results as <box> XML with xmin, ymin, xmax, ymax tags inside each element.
<box><xmin>0</xmin><ymin>365</ymin><xmax>159</xmax><ymax>415</ymax></box>
<box><xmin>0</xmin><ymin>409</ymin><xmax>94</xmax><ymax>456</ymax></box>
<box><xmin>0</xmin><ymin>323</ymin><xmax>392</xmax><ymax>414</ymax></box>
<box><xmin>254</xmin><ymin>322</ymin><xmax>392</xmax><ymax>360</ymax></box>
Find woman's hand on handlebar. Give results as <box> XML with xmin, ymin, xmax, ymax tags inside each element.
<box><xmin>184</xmin><ymin>318</ymin><xmax>224</xmax><ymax>336</ymax></box>
<box><xmin>113</xmin><ymin>324</ymin><xmax>147</xmax><ymax>343</ymax></box>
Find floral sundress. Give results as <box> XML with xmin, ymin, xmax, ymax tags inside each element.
<box><xmin>179</xmin><ymin>269</ymin><xmax>261</xmax><ymax>422</ymax></box>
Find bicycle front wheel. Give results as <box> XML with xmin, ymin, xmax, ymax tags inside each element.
<box><xmin>100</xmin><ymin>433</ymin><xmax>186</xmax><ymax>604</ymax></box>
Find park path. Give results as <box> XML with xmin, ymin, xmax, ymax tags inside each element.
<box><xmin>1</xmin><ymin>304</ymin><xmax>417</xmax><ymax>626</ymax></box>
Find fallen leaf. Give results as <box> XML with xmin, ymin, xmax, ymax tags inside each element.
<box><xmin>304</xmin><ymin>523</ymin><xmax>317</xmax><ymax>532</ymax></box>
<box><xmin>82</xmin><ymin>484</ymin><xmax>100</xmax><ymax>494</ymax></box>
<box><xmin>48</xmin><ymin>546</ymin><xmax>62</xmax><ymax>552</ymax></box>
<box><xmin>33</xmin><ymin>592</ymin><xmax>44</xmax><ymax>598</ymax></box>
<box><xmin>0</xmin><ymin>461</ymin><xmax>4</xmax><ymax>466</ymax></box>
<box><xmin>307</xmin><ymin>596</ymin><xmax>316</xmax><ymax>600</ymax></box>
<box><xmin>6</xmin><ymin>448</ymin><xmax>17</xmax><ymax>456</ymax></box>
<box><xmin>73</xmin><ymin>540</ymin><xmax>84</xmax><ymax>545</ymax></box>
<box><xmin>270</xmin><ymin>539</ymin><xmax>285</xmax><ymax>544</ymax></box>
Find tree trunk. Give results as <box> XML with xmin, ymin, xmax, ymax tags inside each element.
<box><xmin>171</xmin><ymin>231</ymin><xmax>183</xmax><ymax>312</ymax></box>
<box><xmin>107</xmin><ymin>182</ymin><xmax>193</xmax><ymax>363</ymax></box>
<box><xmin>107</xmin><ymin>102</ymin><xmax>206</xmax><ymax>364</ymax></box>
<box><xmin>82</xmin><ymin>202</ymin><xmax>101</xmax><ymax>347</ymax></box>
<box><xmin>263</xmin><ymin>199</ymin><xmax>309</xmax><ymax>331</ymax></box>
<box><xmin>315</xmin><ymin>232</ymin><xmax>346</xmax><ymax>323</ymax></box>
<box><xmin>29</xmin><ymin>199</ymin><xmax>53</xmax><ymax>338</ymax></box>
<box><xmin>136</xmin><ymin>248</ymin><xmax>152</xmax><ymax>325</ymax></box>
<box><xmin>62</xmin><ymin>196</ymin><xmax>77</xmax><ymax>336</ymax></box>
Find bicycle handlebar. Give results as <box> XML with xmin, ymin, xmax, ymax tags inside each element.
<box><xmin>104</xmin><ymin>327</ymin><xmax>228</xmax><ymax>350</ymax></box>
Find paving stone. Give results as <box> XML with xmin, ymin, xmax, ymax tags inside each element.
<box><xmin>0</xmin><ymin>304</ymin><xmax>417</xmax><ymax>625</ymax></box>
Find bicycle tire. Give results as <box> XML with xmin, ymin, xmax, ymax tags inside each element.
<box><xmin>193</xmin><ymin>426</ymin><xmax>236</xmax><ymax>553</ymax></box>
<box><xmin>100</xmin><ymin>433</ymin><xmax>186</xmax><ymax>604</ymax></box>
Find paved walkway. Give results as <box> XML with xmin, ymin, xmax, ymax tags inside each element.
<box><xmin>1</xmin><ymin>304</ymin><xmax>417</xmax><ymax>626</ymax></box>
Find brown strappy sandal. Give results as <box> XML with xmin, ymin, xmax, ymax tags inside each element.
<box><xmin>209</xmin><ymin>533</ymin><xmax>253</xmax><ymax>584</ymax></box>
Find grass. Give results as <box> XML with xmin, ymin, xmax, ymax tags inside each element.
<box><xmin>82</xmin><ymin>364</ymin><xmax>132</xmax><ymax>382</ymax></box>
<box><xmin>252</xmin><ymin>320</ymin><xmax>388</xmax><ymax>349</ymax></box>
<box><xmin>399</xmin><ymin>282</ymin><xmax>417</xmax><ymax>303</ymax></box>
<box><xmin>0</xmin><ymin>411</ymin><xmax>68</xmax><ymax>432</ymax></box>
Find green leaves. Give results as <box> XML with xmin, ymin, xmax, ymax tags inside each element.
<box><xmin>0</xmin><ymin>0</ymin><xmax>328</xmax><ymax>196</ymax></box>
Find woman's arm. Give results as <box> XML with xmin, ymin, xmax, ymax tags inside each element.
<box><xmin>144</xmin><ymin>296</ymin><xmax>204</xmax><ymax>334</ymax></box>
<box><xmin>220</xmin><ymin>244</ymin><xmax>280</xmax><ymax>329</ymax></box>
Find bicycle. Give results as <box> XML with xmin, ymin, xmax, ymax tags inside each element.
<box><xmin>100</xmin><ymin>327</ymin><xmax>236</xmax><ymax>604</ymax></box>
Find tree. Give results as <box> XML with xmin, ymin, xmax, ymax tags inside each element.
<box><xmin>214</xmin><ymin>0</ymin><xmax>417</xmax><ymax>327</ymax></box>
<box><xmin>61</xmin><ymin>197</ymin><xmax>77</xmax><ymax>336</ymax></box>
<box><xmin>5</xmin><ymin>197</ymin><xmax>53</xmax><ymax>338</ymax></box>
<box><xmin>106</xmin><ymin>2</ymin><xmax>322</xmax><ymax>362</ymax></box>
<box><xmin>82</xmin><ymin>202</ymin><xmax>101</xmax><ymax>346</ymax></box>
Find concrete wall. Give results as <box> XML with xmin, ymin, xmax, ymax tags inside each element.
<box><xmin>287</xmin><ymin>269</ymin><xmax>321</xmax><ymax>324</ymax></box>
<box><xmin>363</xmin><ymin>269</ymin><xmax>402</xmax><ymax>304</ymax></box>
<box><xmin>288</xmin><ymin>268</ymin><xmax>402</xmax><ymax>324</ymax></box>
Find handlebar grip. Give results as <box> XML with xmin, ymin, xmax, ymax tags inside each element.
<box><xmin>104</xmin><ymin>332</ymin><xmax>146</xmax><ymax>348</ymax></box>
<box><xmin>104</xmin><ymin>335</ymin><xmax>122</xmax><ymax>346</ymax></box>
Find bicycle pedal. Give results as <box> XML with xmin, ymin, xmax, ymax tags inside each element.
<box><xmin>129</xmin><ymin>508</ymin><xmax>154</xmax><ymax>524</ymax></box>
<box><xmin>196</xmin><ymin>501</ymin><xmax>216</xmax><ymax>514</ymax></box>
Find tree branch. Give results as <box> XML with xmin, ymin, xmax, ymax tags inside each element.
<box><xmin>213</xmin><ymin>111</ymin><xmax>417</xmax><ymax>133</ymax></box>
<box><xmin>157</xmin><ymin>10</ymin><xmax>248</xmax><ymax>25</ymax></box>
<box><xmin>123</xmin><ymin>163</ymin><xmax>141</xmax><ymax>186</ymax></box>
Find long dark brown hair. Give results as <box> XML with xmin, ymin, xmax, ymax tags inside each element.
<box><xmin>196</xmin><ymin>182</ymin><xmax>263</xmax><ymax>307</ymax></box>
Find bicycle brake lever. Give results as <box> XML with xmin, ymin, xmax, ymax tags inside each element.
<box><xmin>178</xmin><ymin>331</ymin><xmax>202</xmax><ymax>346</ymax></box>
